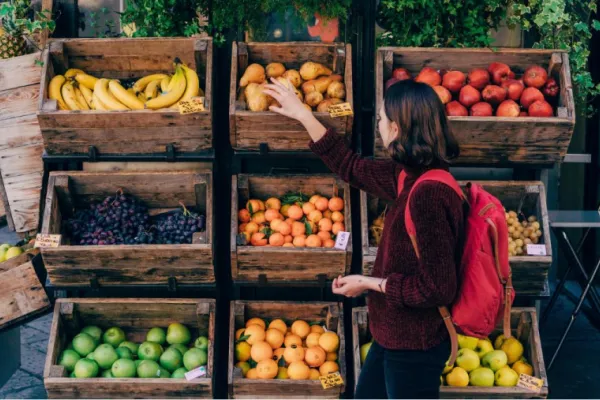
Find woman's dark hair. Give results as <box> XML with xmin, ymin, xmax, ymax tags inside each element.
<box><xmin>384</xmin><ymin>79</ymin><xmax>459</xmax><ymax>167</ymax></box>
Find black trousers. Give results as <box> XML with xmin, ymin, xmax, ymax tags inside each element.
<box><xmin>355</xmin><ymin>339</ymin><xmax>450</xmax><ymax>399</ymax></box>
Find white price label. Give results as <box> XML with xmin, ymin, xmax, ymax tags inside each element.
<box><xmin>34</xmin><ymin>234</ymin><xmax>61</xmax><ymax>248</ymax></box>
<box><xmin>526</xmin><ymin>244</ymin><xmax>547</xmax><ymax>256</ymax></box>
<box><xmin>185</xmin><ymin>366</ymin><xmax>206</xmax><ymax>380</ymax></box>
<box><xmin>334</xmin><ymin>231</ymin><xmax>351</xmax><ymax>250</ymax></box>
<box><xmin>516</xmin><ymin>374</ymin><xmax>543</xmax><ymax>392</ymax></box>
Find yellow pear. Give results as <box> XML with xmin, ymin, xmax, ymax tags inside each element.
<box><xmin>445</xmin><ymin>367</ymin><xmax>469</xmax><ymax>387</ymax></box>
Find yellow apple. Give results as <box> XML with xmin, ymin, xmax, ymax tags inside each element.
<box><xmin>482</xmin><ymin>350</ymin><xmax>508</xmax><ymax>372</ymax></box>
<box><xmin>475</xmin><ymin>339</ymin><xmax>494</xmax><ymax>359</ymax></box>
<box><xmin>495</xmin><ymin>365</ymin><xmax>519</xmax><ymax>386</ymax></box>
<box><xmin>446</xmin><ymin>367</ymin><xmax>469</xmax><ymax>387</ymax></box>
<box><xmin>512</xmin><ymin>360</ymin><xmax>533</xmax><ymax>376</ymax></box>
<box><xmin>470</xmin><ymin>367</ymin><xmax>495</xmax><ymax>387</ymax></box>
<box><xmin>500</xmin><ymin>337</ymin><xmax>524</xmax><ymax>364</ymax></box>
<box><xmin>457</xmin><ymin>334</ymin><xmax>479</xmax><ymax>350</ymax></box>
<box><xmin>455</xmin><ymin>348</ymin><xmax>480</xmax><ymax>372</ymax></box>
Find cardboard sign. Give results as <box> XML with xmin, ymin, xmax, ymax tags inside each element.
<box><xmin>320</xmin><ymin>371</ymin><xmax>344</xmax><ymax>389</ymax></box>
<box><xmin>179</xmin><ymin>97</ymin><xmax>205</xmax><ymax>114</ymax></box>
<box><xmin>34</xmin><ymin>234</ymin><xmax>61</xmax><ymax>248</ymax></box>
<box><xmin>334</xmin><ymin>231</ymin><xmax>351</xmax><ymax>250</ymax></box>
<box><xmin>328</xmin><ymin>102</ymin><xmax>353</xmax><ymax>118</ymax></box>
<box><xmin>526</xmin><ymin>244</ymin><xmax>547</xmax><ymax>256</ymax></box>
<box><xmin>516</xmin><ymin>374</ymin><xmax>543</xmax><ymax>392</ymax></box>
<box><xmin>185</xmin><ymin>366</ymin><xmax>207</xmax><ymax>380</ymax></box>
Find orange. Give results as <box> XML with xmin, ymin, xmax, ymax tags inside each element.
<box><xmin>269</xmin><ymin>233</ymin><xmax>285</xmax><ymax>247</ymax></box>
<box><xmin>326</xmin><ymin>352</ymin><xmax>337</xmax><ymax>361</ymax></box>
<box><xmin>284</xmin><ymin>334</ymin><xmax>303</xmax><ymax>348</ymax></box>
<box><xmin>257</xmin><ymin>200</ymin><xmax>266</xmax><ymax>211</ymax></box>
<box><xmin>287</xmin><ymin>205</ymin><xmax>303</xmax><ymax>220</ymax></box>
<box><xmin>318</xmin><ymin>218</ymin><xmax>333</xmax><ymax>232</ymax></box>
<box><xmin>287</xmin><ymin>361</ymin><xmax>310</xmax><ymax>380</ymax></box>
<box><xmin>280</xmin><ymin>204</ymin><xmax>291</xmax><ymax>217</ymax></box>
<box><xmin>277</xmin><ymin>366</ymin><xmax>289</xmax><ymax>379</ymax></box>
<box><xmin>265</xmin><ymin>328</ymin><xmax>285</xmax><ymax>349</ymax></box>
<box><xmin>245</xmin><ymin>222</ymin><xmax>259</xmax><ymax>234</ymax></box>
<box><xmin>246</xmin><ymin>368</ymin><xmax>259</xmax><ymax>379</ymax></box>
<box><xmin>277</xmin><ymin>222</ymin><xmax>291</xmax><ymax>236</ymax></box>
<box><xmin>284</xmin><ymin>235</ymin><xmax>293</xmax><ymax>243</ymax></box>
<box><xmin>323</xmin><ymin>210</ymin><xmax>333</xmax><ymax>219</ymax></box>
<box><xmin>265</xmin><ymin>209</ymin><xmax>282</xmax><ymax>222</ymax></box>
<box><xmin>305</xmin><ymin>234</ymin><xmax>323</xmax><ymax>248</ymax></box>
<box><xmin>285</xmin><ymin>217</ymin><xmax>295</xmax><ymax>226</ymax></box>
<box><xmin>302</xmin><ymin>202</ymin><xmax>316</xmax><ymax>215</ymax></box>
<box><xmin>236</xmin><ymin>328</ymin><xmax>246</xmax><ymax>340</ymax></box>
<box><xmin>309</xmin><ymin>195</ymin><xmax>321</xmax><ymax>205</ymax></box>
<box><xmin>292</xmin><ymin>235</ymin><xmax>306</xmax><ymax>247</ymax></box>
<box><xmin>332</xmin><ymin>222</ymin><xmax>345</xmax><ymax>235</ymax></box>
<box><xmin>265</xmin><ymin>197</ymin><xmax>282</xmax><ymax>210</ymax></box>
<box><xmin>306</xmin><ymin>332</ymin><xmax>321</xmax><ymax>348</ymax></box>
<box><xmin>238</xmin><ymin>209</ymin><xmax>251</xmax><ymax>222</ymax></box>
<box><xmin>246</xmin><ymin>200</ymin><xmax>261</xmax><ymax>213</ymax></box>
<box><xmin>305</xmin><ymin>346</ymin><xmax>326</xmax><ymax>368</ymax></box>
<box><xmin>246</xmin><ymin>318</ymin><xmax>266</xmax><ymax>329</ymax></box>
<box><xmin>273</xmin><ymin>348</ymin><xmax>285</xmax><ymax>363</ymax></box>
<box><xmin>269</xmin><ymin>319</ymin><xmax>287</xmax><ymax>334</ymax></box>
<box><xmin>311</xmin><ymin>325</ymin><xmax>325</xmax><ymax>334</ymax></box>
<box><xmin>251</xmin><ymin>341</ymin><xmax>273</xmax><ymax>362</ymax></box>
<box><xmin>328</xmin><ymin>197</ymin><xmax>344</xmax><ymax>212</ymax></box>
<box><xmin>291</xmin><ymin>221</ymin><xmax>306</xmax><ymax>237</ymax></box>
<box><xmin>283</xmin><ymin>345</ymin><xmax>305</xmax><ymax>363</ymax></box>
<box><xmin>291</xmin><ymin>320</ymin><xmax>311</xmax><ymax>339</ymax></box>
<box><xmin>244</xmin><ymin>324</ymin><xmax>266</xmax><ymax>345</ymax></box>
<box><xmin>308</xmin><ymin>210</ymin><xmax>323</xmax><ymax>223</ymax></box>
<box><xmin>309</xmin><ymin>368</ymin><xmax>320</xmax><ymax>380</ymax></box>
<box><xmin>331</xmin><ymin>211</ymin><xmax>344</xmax><ymax>223</ymax></box>
<box><xmin>270</xmin><ymin>219</ymin><xmax>284</xmax><ymax>232</ymax></box>
<box><xmin>251</xmin><ymin>211</ymin><xmax>266</xmax><ymax>224</ymax></box>
<box><xmin>250</xmin><ymin>232</ymin><xmax>267</xmax><ymax>246</ymax></box>
<box><xmin>256</xmin><ymin>359</ymin><xmax>278</xmax><ymax>379</ymax></box>
<box><xmin>317</xmin><ymin>231</ymin><xmax>331</xmax><ymax>243</ymax></box>
<box><xmin>324</xmin><ymin>239</ymin><xmax>335</xmax><ymax>248</ymax></box>
<box><xmin>239</xmin><ymin>223</ymin><xmax>248</xmax><ymax>233</ymax></box>
<box><xmin>283</xmin><ymin>243</ymin><xmax>294</xmax><ymax>247</ymax></box>
<box><xmin>315</xmin><ymin>197</ymin><xmax>330</xmax><ymax>212</ymax></box>
<box><xmin>319</xmin><ymin>332</ymin><xmax>340</xmax><ymax>352</ymax></box>
<box><xmin>319</xmin><ymin>361</ymin><xmax>339</xmax><ymax>376</ymax></box>
<box><xmin>235</xmin><ymin>341</ymin><xmax>251</xmax><ymax>362</ymax></box>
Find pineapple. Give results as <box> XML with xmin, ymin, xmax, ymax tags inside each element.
<box><xmin>0</xmin><ymin>0</ymin><xmax>54</xmax><ymax>59</ymax></box>
<box><xmin>0</xmin><ymin>25</ymin><xmax>27</xmax><ymax>59</ymax></box>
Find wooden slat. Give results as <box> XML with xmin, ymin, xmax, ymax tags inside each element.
<box><xmin>0</xmin><ymin>52</ymin><xmax>44</xmax><ymax>91</ymax></box>
<box><xmin>82</xmin><ymin>162</ymin><xmax>213</xmax><ymax>173</ymax></box>
<box><xmin>0</xmin><ymin>84</ymin><xmax>41</xmax><ymax>121</ymax></box>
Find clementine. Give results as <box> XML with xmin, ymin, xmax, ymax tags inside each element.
<box><xmin>250</xmin><ymin>341</ymin><xmax>273</xmax><ymax>362</ymax></box>
<box><xmin>315</xmin><ymin>197</ymin><xmax>330</xmax><ymax>212</ymax></box>
<box><xmin>328</xmin><ymin>197</ymin><xmax>344</xmax><ymax>212</ymax></box>
<box><xmin>287</xmin><ymin>205</ymin><xmax>303</xmax><ymax>220</ymax></box>
<box><xmin>318</xmin><ymin>218</ymin><xmax>333</xmax><ymax>232</ymax></box>
<box><xmin>238</xmin><ymin>209</ymin><xmax>251</xmax><ymax>222</ymax></box>
<box><xmin>305</xmin><ymin>234</ymin><xmax>323</xmax><ymax>248</ymax></box>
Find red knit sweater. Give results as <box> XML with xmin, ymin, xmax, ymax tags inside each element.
<box><xmin>310</xmin><ymin>129</ymin><xmax>464</xmax><ymax>350</ymax></box>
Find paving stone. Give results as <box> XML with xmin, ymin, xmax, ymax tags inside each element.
<box><xmin>3</xmin><ymin>384</ymin><xmax>47</xmax><ymax>399</ymax></box>
<box><xmin>20</xmin><ymin>326</ymin><xmax>48</xmax><ymax>345</ymax></box>
<box><xmin>28</xmin><ymin>338</ymin><xmax>50</xmax><ymax>355</ymax></box>
<box><xmin>25</xmin><ymin>314</ymin><xmax>53</xmax><ymax>335</ymax></box>
<box><xmin>19</xmin><ymin>345</ymin><xmax>46</xmax><ymax>377</ymax></box>
<box><xmin>0</xmin><ymin>369</ymin><xmax>43</xmax><ymax>394</ymax></box>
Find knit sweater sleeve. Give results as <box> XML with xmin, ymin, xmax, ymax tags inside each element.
<box><xmin>310</xmin><ymin>129</ymin><xmax>401</xmax><ymax>200</ymax></box>
<box><xmin>385</xmin><ymin>182</ymin><xmax>463</xmax><ymax>308</ymax></box>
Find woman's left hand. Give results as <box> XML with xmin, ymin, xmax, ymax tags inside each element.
<box><xmin>332</xmin><ymin>275</ymin><xmax>370</xmax><ymax>297</ymax></box>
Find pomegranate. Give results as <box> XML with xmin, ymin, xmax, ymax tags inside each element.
<box><xmin>446</xmin><ymin>101</ymin><xmax>468</xmax><ymax>117</ymax></box>
<box><xmin>496</xmin><ymin>100</ymin><xmax>521</xmax><ymax>117</ymax></box>
<box><xmin>415</xmin><ymin>67</ymin><xmax>442</xmax><ymax>87</ymax></box>
<box><xmin>433</xmin><ymin>85</ymin><xmax>452</xmax><ymax>105</ymax></box>
<box><xmin>523</xmin><ymin>65</ymin><xmax>548</xmax><ymax>88</ymax></box>
<box><xmin>482</xmin><ymin>85</ymin><xmax>507</xmax><ymax>106</ymax></box>
<box><xmin>470</xmin><ymin>102</ymin><xmax>493</xmax><ymax>117</ymax></box>
<box><xmin>543</xmin><ymin>78</ymin><xmax>559</xmax><ymax>98</ymax></box>
<box><xmin>467</xmin><ymin>68</ymin><xmax>490</xmax><ymax>91</ymax></box>
<box><xmin>442</xmin><ymin>70</ymin><xmax>466</xmax><ymax>93</ymax></box>
<box><xmin>458</xmin><ymin>85</ymin><xmax>481</xmax><ymax>108</ymax></box>
<box><xmin>520</xmin><ymin>87</ymin><xmax>545</xmax><ymax>109</ymax></box>
<box><xmin>488</xmin><ymin>62</ymin><xmax>512</xmax><ymax>85</ymax></box>
<box><xmin>528</xmin><ymin>100</ymin><xmax>554</xmax><ymax>117</ymax></box>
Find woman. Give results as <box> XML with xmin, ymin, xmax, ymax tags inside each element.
<box><xmin>264</xmin><ymin>78</ymin><xmax>464</xmax><ymax>399</ymax></box>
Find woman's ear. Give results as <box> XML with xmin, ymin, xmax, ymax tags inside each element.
<box><xmin>390</xmin><ymin>121</ymin><xmax>400</xmax><ymax>142</ymax></box>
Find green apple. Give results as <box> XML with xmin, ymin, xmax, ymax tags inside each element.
<box><xmin>93</xmin><ymin>344</ymin><xmax>119</xmax><ymax>369</ymax></box>
<box><xmin>455</xmin><ymin>348</ymin><xmax>480</xmax><ymax>372</ymax></box>
<box><xmin>86</xmin><ymin>352</ymin><xmax>96</xmax><ymax>361</ymax></box>
<box><xmin>160</xmin><ymin>347</ymin><xmax>184</xmax><ymax>372</ymax></box>
<box><xmin>80</xmin><ymin>326</ymin><xmax>102</xmax><ymax>345</ymax></box>
<box><xmin>116</xmin><ymin>347</ymin><xmax>133</xmax><ymax>360</ymax></box>
<box><xmin>118</xmin><ymin>341</ymin><xmax>139</xmax><ymax>355</ymax></box>
<box><xmin>495</xmin><ymin>365</ymin><xmax>519</xmax><ymax>387</ymax></box>
<box><xmin>475</xmin><ymin>339</ymin><xmax>495</xmax><ymax>359</ymax></box>
<box><xmin>112</xmin><ymin>358</ymin><xmax>137</xmax><ymax>378</ymax></box>
<box><xmin>193</xmin><ymin>336</ymin><xmax>209</xmax><ymax>350</ymax></box>
<box><xmin>158</xmin><ymin>366</ymin><xmax>171</xmax><ymax>378</ymax></box>
<box><xmin>101</xmin><ymin>369</ymin><xmax>114</xmax><ymax>378</ymax></box>
<box><xmin>183</xmin><ymin>348</ymin><xmax>207</xmax><ymax>371</ymax></box>
<box><xmin>138</xmin><ymin>341</ymin><xmax>163</xmax><ymax>361</ymax></box>
<box><xmin>171</xmin><ymin>367</ymin><xmax>188</xmax><ymax>379</ymax></box>
<box><xmin>72</xmin><ymin>333</ymin><xmax>97</xmax><ymax>357</ymax></box>
<box><xmin>69</xmin><ymin>371</ymin><xmax>76</xmax><ymax>378</ymax></box>
<box><xmin>360</xmin><ymin>341</ymin><xmax>372</xmax><ymax>364</ymax></box>
<box><xmin>0</xmin><ymin>248</ymin><xmax>8</xmax><ymax>263</ymax></box>
<box><xmin>482</xmin><ymin>350</ymin><xmax>508</xmax><ymax>372</ymax></box>
<box><xmin>169</xmin><ymin>344</ymin><xmax>189</xmax><ymax>356</ymax></box>
<box><xmin>457</xmin><ymin>334</ymin><xmax>479</xmax><ymax>351</ymax></box>
<box><xmin>58</xmin><ymin>349</ymin><xmax>81</xmax><ymax>372</ymax></box>
<box><xmin>74</xmin><ymin>359</ymin><xmax>99</xmax><ymax>378</ymax></box>
<box><xmin>167</xmin><ymin>323</ymin><xmax>191</xmax><ymax>345</ymax></box>
<box><xmin>445</xmin><ymin>367</ymin><xmax>469</xmax><ymax>387</ymax></box>
<box><xmin>5</xmin><ymin>246</ymin><xmax>23</xmax><ymax>260</ymax></box>
<box><xmin>135</xmin><ymin>359</ymin><xmax>143</xmax><ymax>368</ymax></box>
<box><xmin>103</xmin><ymin>327</ymin><xmax>126</xmax><ymax>347</ymax></box>
<box><xmin>469</xmin><ymin>367</ymin><xmax>495</xmax><ymax>387</ymax></box>
<box><xmin>146</xmin><ymin>327</ymin><xmax>166</xmax><ymax>345</ymax></box>
<box><xmin>137</xmin><ymin>360</ymin><xmax>161</xmax><ymax>378</ymax></box>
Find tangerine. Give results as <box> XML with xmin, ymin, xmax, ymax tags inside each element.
<box><xmin>257</xmin><ymin>200</ymin><xmax>266</xmax><ymax>211</ymax></box>
<box><xmin>270</xmin><ymin>219</ymin><xmax>284</xmax><ymax>232</ymax></box>
<box><xmin>236</xmin><ymin>328</ymin><xmax>246</xmax><ymax>340</ymax></box>
<box><xmin>291</xmin><ymin>320</ymin><xmax>311</xmax><ymax>339</ymax></box>
<box><xmin>283</xmin><ymin>344</ymin><xmax>305</xmax><ymax>363</ymax></box>
<box><xmin>287</xmin><ymin>361</ymin><xmax>310</xmax><ymax>380</ymax></box>
<box><xmin>246</xmin><ymin>368</ymin><xmax>258</xmax><ymax>379</ymax></box>
<box><xmin>317</xmin><ymin>231</ymin><xmax>331</xmax><ymax>243</ymax></box>
<box><xmin>324</xmin><ymin>239</ymin><xmax>335</xmax><ymax>248</ymax></box>
<box><xmin>250</xmin><ymin>233</ymin><xmax>268</xmax><ymax>246</ymax></box>
<box><xmin>245</xmin><ymin>222</ymin><xmax>259</xmax><ymax>234</ymax></box>
<box><xmin>332</xmin><ymin>222</ymin><xmax>345</xmax><ymax>235</ymax></box>
<box><xmin>238</xmin><ymin>209</ymin><xmax>251</xmax><ymax>222</ymax></box>
<box><xmin>284</xmin><ymin>334</ymin><xmax>303</xmax><ymax>348</ymax></box>
<box><xmin>246</xmin><ymin>318</ymin><xmax>266</xmax><ymax>329</ymax></box>
<box><xmin>273</xmin><ymin>348</ymin><xmax>285</xmax><ymax>363</ymax></box>
<box><xmin>319</xmin><ymin>361</ymin><xmax>339</xmax><ymax>376</ymax></box>
<box><xmin>269</xmin><ymin>233</ymin><xmax>285</xmax><ymax>247</ymax></box>
<box><xmin>328</xmin><ymin>197</ymin><xmax>344</xmax><ymax>212</ymax></box>
<box><xmin>287</xmin><ymin>205</ymin><xmax>303</xmax><ymax>220</ymax></box>
<box><xmin>251</xmin><ymin>341</ymin><xmax>273</xmax><ymax>362</ymax></box>
<box><xmin>280</xmin><ymin>204</ymin><xmax>291</xmax><ymax>217</ymax></box>
<box><xmin>235</xmin><ymin>341</ymin><xmax>251</xmax><ymax>362</ymax></box>
<box><xmin>323</xmin><ymin>210</ymin><xmax>333</xmax><ymax>219</ymax></box>
<box><xmin>265</xmin><ymin>197</ymin><xmax>282</xmax><ymax>210</ymax></box>
<box><xmin>251</xmin><ymin>211</ymin><xmax>266</xmax><ymax>224</ymax></box>
<box><xmin>292</xmin><ymin>235</ymin><xmax>306</xmax><ymax>247</ymax></box>
<box><xmin>277</xmin><ymin>222</ymin><xmax>291</xmax><ymax>236</ymax></box>
<box><xmin>305</xmin><ymin>346</ymin><xmax>326</xmax><ymax>368</ymax></box>
<box><xmin>311</xmin><ymin>325</ymin><xmax>325</xmax><ymax>334</ymax></box>
<box><xmin>315</xmin><ymin>197</ymin><xmax>330</xmax><ymax>212</ymax></box>
<box><xmin>235</xmin><ymin>361</ymin><xmax>251</xmax><ymax>377</ymax></box>
<box><xmin>308</xmin><ymin>210</ymin><xmax>323</xmax><ymax>223</ymax></box>
<box><xmin>285</xmin><ymin>218</ymin><xmax>295</xmax><ymax>226</ymax></box>
<box><xmin>291</xmin><ymin>221</ymin><xmax>306</xmax><ymax>237</ymax></box>
<box><xmin>265</xmin><ymin>329</ymin><xmax>285</xmax><ymax>349</ymax></box>
<box><xmin>256</xmin><ymin>359</ymin><xmax>278</xmax><ymax>379</ymax></box>
<box><xmin>246</xmin><ymin>200</ymin><xmax>261</xmax><ymax>213</ymax></box>
<box><xmin>284</xmin><ymin>235</ymin><xmax>293</xmax><ymax>243</ymax></box>
<box><xmin>306</xmin><ymin>332</ymin><xmax>321</xmax><ymax>348</ymax></box>
<box><xmin>302</xmin><ymin>202</ymin><xmax>316</xmax><ymax>215</ymax></box>
<box><xmin>239</xmin><ymin>223</ymin><xmax>248</xmax><ymax>233</ymax></box>
<box><xmin>319</xmin><ymin>332</ymin><xmax>340</xmax><ymax>352</ymax></box>
<box><xmin>309</xmin><ymin>195</ymin><xmax>321</xmax><ymax>205</ymax></box>
<box><xmin>309</xmin><ymin>369</ymin><xmax>320</xmax><ymax>380</ymax></box>
<box><xmin>269</xmin><ymin>319</ymin><xmax>287</xmax><ymax>334</ymax></box>
<box><xmin>265</xmin><ymin>209</ymin><xmax>282</xmax><ymax>222</ymax></box>
<box><xmin>305</xmin><ymin>234</ymin><xmax>323</xmax><ymax>248</ymax></box>
<box><xmin>318</xmin><ymin>218</ymin><xmax>333</xmax><ymax>232</ymax></box>
<box><xmin>244</xmin><ymin>324</ymin><xmax>266</xmax><ymax>345</ymax></box>
<box><xmin>326</xmin><ymin>352</ymin><xmax>337</xmax><ymax>361</ymax></box>
<box><xmin>331</xmin><ymin>211</ymin><xmax>344</xmax><ymax>223</ymax></box>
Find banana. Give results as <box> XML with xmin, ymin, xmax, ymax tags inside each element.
<box><xmin>79</xmin><ymin>85</ymin><xmax>94</xmax><ymax>109</ymax></box>
<box><xmin>145</xmin><ymin>79</ymin><xmax>161</xmax><ymax>100</ymax></box>
<box><xmin>137</xmin><ymin>92</ymin><xmax>146</xmax><ymax>103</ymax></box>
<box><xmin>48</xmin><ymin>75</ymin><xmax>69</xmax><ymax>110</ymax></box>
<box><xmin>64</xmin><ymin>68</ymin><xmax>85</xmax><ymax>79</ymax></box>
<box><xmin>73</xmin><ymin>85</ymin><xmax>90</xmax><ymax>110</ymax></box>
<box><xmin>74</xmin><ymin>73</ymin><xmax>98</xmax><ymax>91</ymax></box>
<box><xmin>132</xmin><ymin>74</ymin><xmax>169</xmax><ymax>93</ymax></box>
<box><xmin>108</xmin><ymin>80</ymin><xmax>145</xmax><ymax>110</ymax></box>
<box><xmin>94</xmin><ymin>78</ymin><xmax>129</xmax><ymax>110</ymax></box>
<box><xmin>160</xmin><ymin>76</ymin><xmax>171</xmax><ymax>93</ymax></box>
<box><xmin>92</xmin><ymin>92</ymin><xmax>107</xmax><ymax>110</ymax></box>
<box><xmin>145</xmin><ymin>64</ymin><xmax>187</xmax><ymax>110</ymax></box>
<box><xmin>179</xmin><ymin>64</ymin><xmax>200</xmax><ymax>101</ymax></box>
<box><xmin>61</xmin><ymin>82</ymin><xmax>81</xmax><ymax>110</ymax></box>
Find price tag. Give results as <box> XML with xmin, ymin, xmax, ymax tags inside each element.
<box><xmin>34</xmin><ymin>234</ymin><xmax>61</xmax><ymax>248</ymax></box>
<box><xmin>185</xmin><ymin>366</ymin><xmax>207</xmax><ymax>380</ymax></box>
<box><xmin>334</xmin><ymin>231</ymin><xmax>351</xmax><ymax>250</ymax></box>
<box><xmin>516</xmin><ymin>374</ymin><xmax>543</xmax><ymax>392</ymax></box>
<box><xmin>320</xmin><ymin>371</ymin><xmax>344</xmax><ymax>389</ymax></box>
<box><xmin>328</xmin><ymin>102</ymin><xmax>353</xmax><ymax>118</ymax></box>
<box><xmin>178</xmin><ymin>97</ymin><xmax>205</xmax><ymax>114</ymax></box>
<box><xmin>526</xmin><ymin>244</ymin><xmax>547</xmax><ymax>256</ymax></box>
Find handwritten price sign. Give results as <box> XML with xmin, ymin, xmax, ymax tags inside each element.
<box><xmin>34</xmin><ymin>234</ymin><xmax>61</xmax><ymax>248</ymax></box>
<box><xmin>178</xmin><ymin>97</ymin><xmax>205</xmax><ymax>114</ymax></box>
<box><xmin>516</xmin><ymin>374</ymin><xmax>543</xmax><ymax>392</ymax></box>
<box><xmin>320</xmin><ymin>372</ymin><xmax>344</xmax><ymax>389</ymax></box>
<box><xmin>328</xmin><ymin>102</ymin><xmax>353</xmax><ymax>118</ymax></box>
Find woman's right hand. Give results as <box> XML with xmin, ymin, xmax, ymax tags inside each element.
<box><xmin>263</xmin><ymin>78</ymin><xmax>312</xmax><ymax>123</ymax></box>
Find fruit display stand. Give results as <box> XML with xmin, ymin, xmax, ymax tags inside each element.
<box><xmin>44</xmin><ymin>298</ymin><xmax>215</xmax><ymax>398</ymax></box>
<box><xmin>230</xmin><ymin>174</ymin><xmax>351</xmax><ymax>284</ymax></box>
<box><xmin>374</xmin><ymin>48</ymin><xmax>575</xmax><ymax>165</ymax></box>
<box><xmin>229</xmin><ymin>42</ymin><xmax>353</xmax><ymax>152</ymax></box>
<box><xmin>352</xmin><ymin>306</ymin><xmax>548</xmax><ymax>398</ymax></box>
<box><xmin>37</xmin><ymin>37</ymin><xmax>213</xmax><ymax>159</ymax></box>
<box><xmin>361</xmin><ymin>181</ymin><xmax>551</xmax><ymax>296</ymax></box>
<box><xmin>228</xmin><ymin>301</ymin><xmax>346</xmax><ymax>398</ymax></box>
<box><xmin>40</xmin><ymin>170</ymin><xmax>214</xmax><ymax>288</ymax></box>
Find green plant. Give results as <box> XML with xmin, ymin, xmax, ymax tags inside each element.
<box><xmin>0</xmin><ymin>0</ymin><xmax>55</xmax><ymax>59</ymax></box>
<box><xmin>85</xmin><ymin>7</ymin><xmax>118</xmax><ymax>38</ymax></box>
<box><xmin>508</xmin><ymin>0</ymin><xmax>600</xmax><ymax>114</ymax></box>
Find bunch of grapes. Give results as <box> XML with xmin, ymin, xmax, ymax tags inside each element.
<box><xmin>154</xmin><ymin>210</ymin><xmax>205</xmax><ymax>244</ymax></box>
<box><xmin>505</xmin><ymin>210</ymin><xmax>543</xmax><ymax>256</ymax></box>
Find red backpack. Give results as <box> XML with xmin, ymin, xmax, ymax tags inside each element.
<box><xmin>398</xmin><ymin>169</ymin><xmax>515</xmax><ymax>364</ymax></box>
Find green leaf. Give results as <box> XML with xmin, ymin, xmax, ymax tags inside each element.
<box><xmin>593</xmin><ymin>20</ymin><xmax>600</xmax><ymax>31</ymax></box>
<box><xmin>277</xmin><ymin>357</ymin><xmax>286</xmax><ymax>367</ymax></box>
<box><xmin>236</xmin><ymin>334</ymin><xmax>250</xmax><ymax>344</ymax></box>
<box><xmin>305</xmin><ymin>220</ymin><xmax>312</xmax><ymax>235</ymax></box>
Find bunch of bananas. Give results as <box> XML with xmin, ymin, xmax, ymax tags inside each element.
<box><xmin>47</xmin><ymin>58</ymin><xmax>203</xmax><ymax>111</ymax></box>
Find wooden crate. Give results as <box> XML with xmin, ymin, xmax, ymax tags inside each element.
<box><xmin>361</xmin><ymin>181</ymin><xmax>551</xmax><ymax>295</ymax></box>
<box><xmin>44</xmin><ymin>298</ymin><xmax>215</xmax><ymax>398</ymax></box>
<box><xmin>352</xmin><ymin>306</ymin><xmax>547</xmax><ymax>398</ymax></box>
<box><xmin>0</xmin><ymin>249</ymin><xmax>51</xmax><ymax>331</ymax></box>
<box><xmin>37</xmin><ymin>37</ymin><xmax>213</xmax><ymax>156</ymax></box>
<box><xmin>41</xmin><ymin>170</ymin><xmax>214</xmax><ymax>287</ymax></box>
<box><xmin>231</xmin><ymin>174</ymin><xmax>352</xmax><ymax>283</ymax></box>
<box><xmin>374</xmin><ymin>48</ymin><xmax>575</xmax><ymax>165</ymax></box>
<box><xmin>228</xmin><ymin>301</ymin><xmax>346</xmax><ymax>398</ymax></box>
<box><xmin>229</xmin><ymin>42</ymin><xmax>353</xmax><ymax>152</ymax></box>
